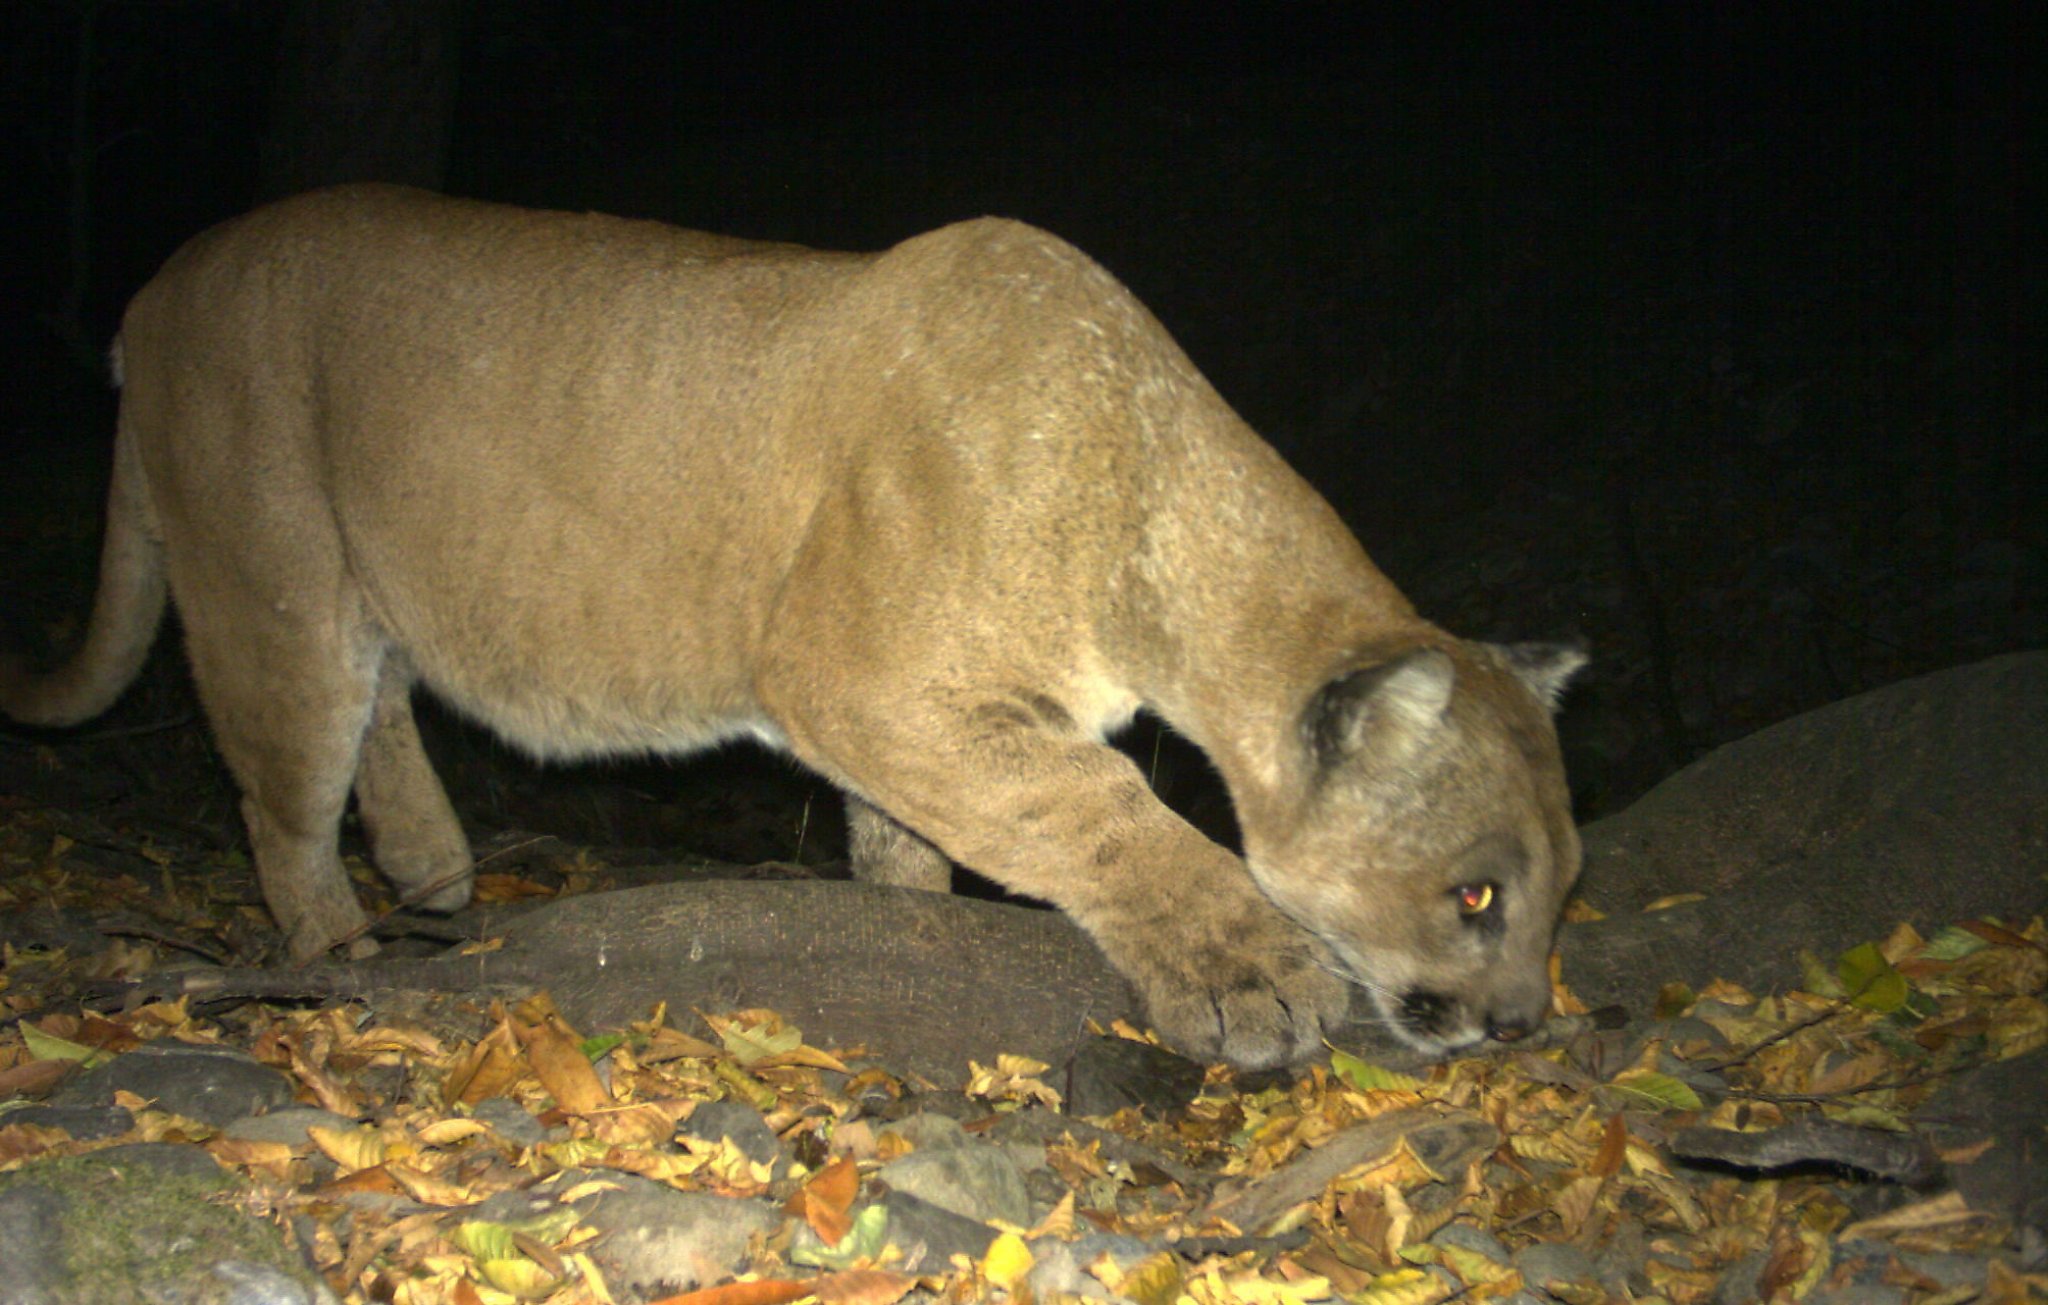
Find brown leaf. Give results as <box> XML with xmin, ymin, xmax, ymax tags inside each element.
<box><xmin>1591</xmin><ymin>1113</ymin><xmax>1628</xmax><ymax>1177</ymax></box>
<box><xmin>0</xmin><ymin>1059</ymin><xmax>71</xmax><ymax>1098</ymax></box>
<box><xmin>443</xmin><ymin>1020</ymin><xmax>526</xmax><ymax>1108</ymax></box>
<box><xmin>511</xmin><ymin>1011</ymin><xmax>609</xmax><ymax>1115</ymax></box>
<box><xmin>648</xmin><ymin>1278</ymin><xmax>816</xmax><ymax>1305</ymax></box>
<box><xmin>1958</xmin><ymin>919</ymin><xmax>2040</xmax><ymax>950</ymax></box>
<box><xmin>813</xmin><ymin>1269</ymin><xmax>915</xmax><ymax>1305</ymax></box>
<box><xmin>785</xmin><ymin>1155</ymin><xmax>859</xmax><ymax>1245</ymax></box>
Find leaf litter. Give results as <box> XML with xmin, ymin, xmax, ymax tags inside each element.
<box><xmin>2</xmin><ymin>809</ymin><xmax>2045</xmax><ymax>1303</ymax></box>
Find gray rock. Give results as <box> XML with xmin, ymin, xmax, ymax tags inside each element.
<box><xmin>1566</xmin><ymin>653</ymin><xmax>2048</xmax><ymax>1012</ymax></box>
<box><xmin>469</xmin><ymin>1096</ymin><xmax>551</xmax><ymax>1147</ymax></box>
<box><xmin>567</xmin><ymin>1175</ymin><xmax>777</xmax><ymax>1294</ymax></box>
<box><xmin>1803</xmin><ymin>1290</ymin><xmax>1908</xmax><ymax>1305</ymax></box>
<box><xmin>90</xmin><ymin>1140</ymin><xmax>235</xmax><ymax>1180</ymax></box>
<box><xmin>877</xmin><ymin>1191</ymin><xmax>999</xmax><ymax>1272</ymax></box>
<box><xmin>1709</xmin><ymin>1250</ymin><xmax>1767</xmax><ymax>1305</ymax></box>
<box><xmin>212</xmin><ymin>1259</ymin><xmax>340</xmax><ymax>1305</ymax></box>
<box><xmin>1025</xmin><ymin>1238</ymin><xmax>1122</xmax><ymax>1302</ymax></box>
<box><xmin>1026</xmin><ymin>1232</ymin><xmax>1159</xmax><ymax>1302</ymax></box>
<box><xmin>0</xmin><ymin>1144</ymin><xmax>329</xmax><ymax>1305</ymax></box>
<box><xmin>224</xmin><ymin>1107</ymin><xmax>359</xmax><ymax>1147</ymax></box>
<box><xmin>1514</xmin><ymin>1241</ymin><xmax>1600</xmax><ymax>1295</ymax></box>
<box><xmin>0</xmin><ymin>1104</ymin><xmax>134</xmax><ymax>1141</ymax></box>
<box><xmin>1064</xmin><ymin>1036</ymin><xmax>1207</xmax><ymax>1119</ymax></box>
<box><xmin>0</xmin><ymin>1181</ymin><xmax>68</xmax><ymax>1305</ymax></box>
<box><xmin>52</xmin><ymin>1041</ymin><xmax>295</xmax><ymax>1128</ymax></box>
<box><xmin>681</xmin><ymin>1099</ymin><xmax>787</xmax><ymax>1173</ymax></box>
<box><xmin>1914</xmin><ymin>1047</ymin><xmax>2048</xmax><ymax>1247</ymax></box>
<box><xmin>1592</xmin><ymin>1215</ymin><xmax>1650</xmax><ymax>1295</ymax></box>
<box><xmin>879</xmin><ymin>1137</ymin><xmax>1033</xmax><ymax>1228</ymax></box>
<box><xmin>1429</xmin><ymin>1221</ymin><xmax>1512</xmax><ymax>1264</ymax></box>
<box><xmin>1892</xmin><ymin>1250</ymin><xmax>1990</xmax><ymax>1294</ymax></box>
<box><xmin>877</xmin><ymin>1111</ymin><xmax>971</xmax><ymax>1152</ymax></box>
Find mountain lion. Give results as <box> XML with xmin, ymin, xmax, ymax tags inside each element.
<box><xmin>2</xmin><ymin>187</ymin><xmax>1583</xmax><ymax>1068</ymax></box>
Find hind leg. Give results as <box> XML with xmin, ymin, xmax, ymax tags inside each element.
<box><xmin>845</xmin><ymin>792</ymin><xmax>951</xmax><ymax>891</ymax></box>
<box><xmin>354</xmin><ymin>658</ymin><xmax>473</xmax><ymax>912</ymax></box>
<box><xmin>179</xmin><ymin>594</ymin><xmax>383</xmax><ymax>962</ymax></box>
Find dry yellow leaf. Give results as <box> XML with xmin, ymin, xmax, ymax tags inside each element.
<box><xmin>309</xmin><ymin>1123</ymin><xmax>388</xmax><ymax>1172</ymax></box>
<box><xmin>981</xmin><ymin>1231</ymin><xmax>1034</xmax><ymax>1291</ymax></box>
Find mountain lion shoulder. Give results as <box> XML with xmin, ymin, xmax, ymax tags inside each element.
<box><xmin>2</xmin><ymin>185</ymin><xmax>1583</xmax><ymax>1068</ymax></box>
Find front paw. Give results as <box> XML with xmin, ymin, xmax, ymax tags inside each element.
<box><xmin>1105</xmin><ymin>910</ymin><xmax>1351</xmax><ymax>1070</ymax></box>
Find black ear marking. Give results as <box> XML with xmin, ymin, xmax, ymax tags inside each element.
<box><xmin>1497</xmin><ymin>641</ymin><xmax>1588</xmax><ymax>712</ymax></box>
<box><xmin>1303</xmin><ymin>647</ymin><xmax>1455</xmax><ymax>768</ymax></box>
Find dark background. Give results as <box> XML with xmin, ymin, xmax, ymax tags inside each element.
<box><xmin>2</xmin><ymin>2</ymin><xmax>2040</xmax><ymax>867</ymax></box>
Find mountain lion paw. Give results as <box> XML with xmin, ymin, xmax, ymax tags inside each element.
<box><xmin>1115</xmin><ymin>915</ymin><xmax>1351</xmax><ymax>1070</ymax></box>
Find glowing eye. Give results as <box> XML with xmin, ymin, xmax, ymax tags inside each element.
<box><xmin>1454</xmin><ymin>883</ymin><xmax>1495</xmax><ymax>915</ymax></box>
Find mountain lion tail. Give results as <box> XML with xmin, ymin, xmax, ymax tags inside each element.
<box><xmin>0</xmin><ymin>409</ymin><xmax>167</xmax><ymax>728</ymax></box>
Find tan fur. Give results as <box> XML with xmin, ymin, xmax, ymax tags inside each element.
<box><xmin>2</xmin><ymin>186</ymin><xmax>1583</xmax><ymax>1067</ymax></box>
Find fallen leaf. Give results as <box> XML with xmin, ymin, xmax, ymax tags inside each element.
<box><xmin>785</xmin><ymin>1155</ymin><xmax>860</xmax><ymax>1244</ymax></box>
<box><xmin>512</xmin><ymin>1011</ymin><xmax>609</xmax><ymax>1114</ymax></box>
<box><xmin>813</xmin><ymin>1269</ymin><xmax>914</xmax><ymax>1305</ymax></box>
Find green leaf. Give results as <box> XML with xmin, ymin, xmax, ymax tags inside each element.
<box><xmin>1799</xmin><ymin>950</ymin><xmax>1845</xmax><ymax>998</ymax></box>
<box><xmin>1921</xmin><ymin>925</ymin><xmax>1988</xmax><ymax>963</ymax></box>
<box><xmin>719</xmin><ymin>1020</ymin><xmax>802</xmax><ymax>1065</ymax></box>
<box><xmin>1329</xmin><ymin>1048</ymin><xmax>1424</xmax><ymax>1093</ymax></box>
<box><xmin>1608</xmin><ymin>1069</ymin><xmax>1704</xmax><ymax>1112</ymax></box>
<box><xmin>451</xmin><ymin>1220</ymin><xmax>519</xmax><ymax>1260</ymax></box>
<box><xmin>22</xmin><ymin>1025</ymin><xmax>110</xmax><ymax>1068</ymax></box>
<box><xmin>1837</xmin><ymin>942</ymin><xmax>1909</xmax><ymax>1013</ymax></box>
<box><xmin>580</xmin><ymin>1033</ymin><xmax>625</xmax><ymax>1061</ymax></box>
<box><xmin>791</xmin><ymin>1202</ymin><xmax>890</xmax><ymax>1270</ymax></box>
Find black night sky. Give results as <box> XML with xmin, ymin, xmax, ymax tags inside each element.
<box><xmin>2</xmin><ymin>2</ymin><xmax>2040</xmax><ymax>844</ymax></box>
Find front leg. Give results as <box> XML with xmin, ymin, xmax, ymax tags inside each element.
<box><xmin>821</xmin><ymin>713</ymin><xmax>1349</xmax><ymax>1069</ymax></box>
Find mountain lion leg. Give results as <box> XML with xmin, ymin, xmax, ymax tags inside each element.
<box><xmin>845</xmin><ymin>792</ymin><xmax>951</xmax><ymax>891</ymax></box>
<box><xmin>177</xmin><ymin>595</ymin><xmax>380</xmax><ymax>962</ymax></box>
<box><xmin>818</xmin><ymin>714</ymin><xmax>1349</xmax><ymax>1068</ymax></box>
<box><xmin>353</xmin><ymin>659</ymin><xmax>473</xmax><ymax>912</ymax></box>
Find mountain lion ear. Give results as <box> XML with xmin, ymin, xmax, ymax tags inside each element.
<box><xmin>1305</xmin><ymin>648</ymin><xmax>1455</xmax><ymax>767</ymax></box>
<box><xmin>1497</xmin><ymin>641</ymin><xmax>1587</xmax><ymax>713</ymax></box>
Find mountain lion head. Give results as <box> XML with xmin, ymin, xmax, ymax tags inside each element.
<box><xmin>1245</xmin><ymin>640</ymin><xmax>1584</xmax><ymax>1056</ymax></box>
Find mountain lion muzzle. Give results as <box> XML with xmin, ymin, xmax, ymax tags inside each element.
<box><xmin>1</xmin><ymin>186</ymin><xmax>1583</xmax><ymax>1069</ymax></box>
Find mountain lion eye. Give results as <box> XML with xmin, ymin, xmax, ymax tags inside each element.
<box><xmin>1453</xmin><ymin>883</ymin><xmax>1495</xmax><ymax>915</ymax></box>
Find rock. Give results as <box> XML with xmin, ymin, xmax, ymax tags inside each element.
<box><xmin>1913</xmin><ymin>1047</ymin><xmax>2048</xmax><ymax>1248</ymax></box>
<box><xmin>0</xmin><ymin>1144</ymin><xmax>334</xmax><ymax>1305</ymax></box>
<box><xmin>877</xmin><ymin>1111</ymin><xmax>971</xmax><ymax>1152</ymax></box>
<box><xmin>1514</xmin><ymin>1241</ymin><xmax>1601</xmax><ymax>1296</ymax></box>
<box><xmin>1592</xmin><ymin>1215</ymin><xmax>1650</xmax><ymax>1296</ymax></box>
<box><xmin>565</xmin><ymin>1175</ymin><xmax>777</xmax><ymax>1296</ymax></box>
<box><xmin>878</xmin><ymin>1139</ymin><xmax>1033</xmax><ymax>1228</ymax></box>
<box><xmin>469</xmin><ymin>1096</ymin><xmax>552</xmax><ymax>1147</ymax></box>
<box><xmin>1064</xmin><ymin>1035</ymin><xmax>1207</xmax><ymax>1119</ymax></box>
<box><xmin>51</xmin><ymin>1042</ymin><xmax>295</xmax><ymax>1128</ymax></box>
<box><xmin>210</xmin><ymin>1260</ymin><xmax>332</xmax><ymax>1305</ymax></box>
<box><xmin>1026</xmin><ymin>1231</ymin><xmax>1158</xmax><ymax>1301</ymax></box>
<box><xmin>877</xmin><ymin>1191</ymin><xmax>1000</xmax><ymax>1270</ymax></box>
<box><xmin>0</xmin><ymin>1181</ymin><xmax>69</xmax><ymax>1305</ymax></box>
<box><xmin>224</xmin><ymin>1107</ymin><xmax>359</xmax><ymax>1147</ymax></box>
<box><xmin>682</xmin><ymin>1099</ymin><xmax>788</xmax><ymax>1173</ymax></box>
<box><xmin>1429</xmin><ymin>1221</ymin><xmax>1511</xmax><ymax>1265</ymax></box>
<box><xmin>0</xmin><ymin>1104</ymin><xmax>134</xmax><ymax>1141</ymax></box>
<box><xmin>1565</xmin><ymin>653</ymin><xmax>2048</xmax><ymax>1012</ymax></box>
